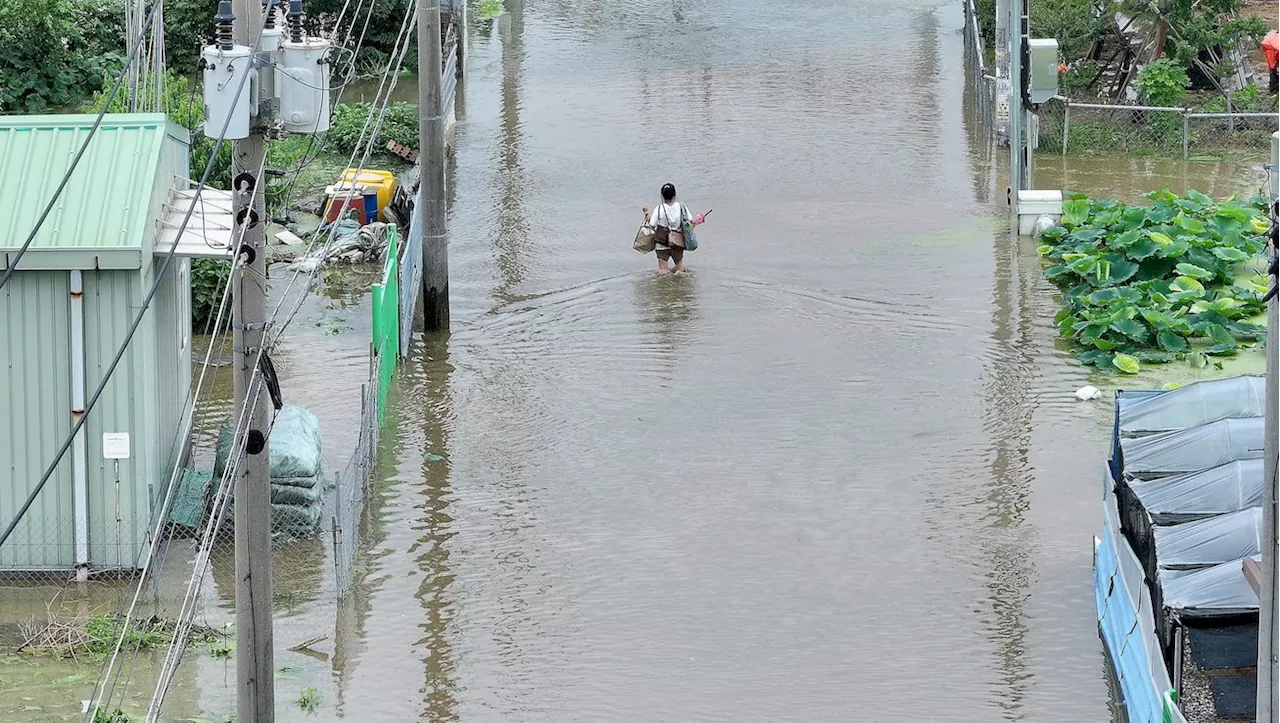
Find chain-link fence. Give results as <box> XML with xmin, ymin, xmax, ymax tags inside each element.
<box><xmin>0</xmin><ymin>229</ymin><xmax>401</xmax><ymax>719</ymax></box>
<box><xmin>333</xmin><ymin>337</ymin><xmax>382</xmax><ymax>599</ymax></box>
<box><xmin>1038</xmin><ymin>97</ymin><xmax>1278</xmax><ymax>159</ymax></box>
<box><xmin>962</xmin><ymin>0</ymin><xmax>996</xmax><ymax>141</ymax></box>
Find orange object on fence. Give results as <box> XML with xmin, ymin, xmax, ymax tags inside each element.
<box><xmin>1263</xmin><ymin>30</ymin><xmax>1279</xmax><ymax>70</ymax></box>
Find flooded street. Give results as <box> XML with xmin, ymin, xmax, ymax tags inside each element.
<box><xmin>3</xmin><ymin>1</ymin><xmax>1273</xmax><ymax>721</ymax></box>
<box><xmin>329</xmin><ymin>0</ymin><xmax>1229</xmax><ymax>720</ymax></box>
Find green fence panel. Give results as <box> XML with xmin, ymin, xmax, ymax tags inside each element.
<box><xmin>371</xmin><ymin>227</ymin><xmax>400</xmax><ymax>424</ymax></box>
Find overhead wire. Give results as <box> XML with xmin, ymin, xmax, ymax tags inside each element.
<box><xmin>147</xmin><ymin>374</ymin><xmax>273</xmax><ymax>720</ymax></box>
<box><xmin>0</xmin><ymin>0</ymin><xmax>166</xmax><ymax>294</ymax></box>
<box><xmin>277</xmin><ymin>0</ymin><xmax>380</xmax><ymax>216</ymax></box>
<box><xmin>77</xmin><ymin>3</ymin><xmax>276</xmax><ymax>714</ymax></box>
<box><xmin>142</xmin><ymin>12</ymin><xmax>422</xmax><ymax>709</ymax></box>
<box><xmin>84</xmin><ymin>1</ymin><xmax>419</xmax><ymax>715</ymax></box>
<box><xmin>95</xmin><ymin>1</ymin><xmax>400</xmax><ymax>712</ymax></box>
<box><xmin>87</xmin><ymin>157</ymin><xmax>264</xmax><ymax>720</ymax></box>
<box><xmin>269</xmin><ymin>0</ymin><xmax>420</xmax><ymax>344</ymax></box>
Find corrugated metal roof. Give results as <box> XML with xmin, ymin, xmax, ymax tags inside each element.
<box><xmin>0</xmin><ymin>114</ymin><xmax>186</xmax><ymax>258</ymax></box>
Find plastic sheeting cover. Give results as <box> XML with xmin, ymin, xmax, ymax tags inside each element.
<box><xmin>1152</xmin><ymin>507</ymin><xmax>1262</xmax><ymax>570</ymax></box>
<box><xmin>1119</xmin><ymin>417</ymin><xmax>1263</xmax><ymax>479</ymax></box>
<box><xmin>1128</xmin><ymin>459</ymin><xmax>1264</xmax><ymax>523</ymax></box>
<box><xmin>1117</xmin><ymin>376</ymin><xmax>1264</xmax><ymax>436</ymax></box>
<box><xmin>214</xmin><ymin>404</ymin><xmax>323</xmax><ymax>480</ymax></box>
<box><xmin>1160</xmin><ymin>555</ymin><xmax>1261</xmax><ymax>614</ymax></box>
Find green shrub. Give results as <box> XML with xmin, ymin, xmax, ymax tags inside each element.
<box><xmin>1198</xmin><ymin>83</ymin><xmax>1278</xmax><ymax>113</ymax></box>
<box><xmin>1136</xmin><ymin>58</ymin><xmax>1192</xmax><ymax>107</ymax></box>
<box><xmin>0</xmin><ymin>0</ymin><xmax>126</xmax><ymax>113</ymax></box>
<box><xmin>327</xmin><ymin>102</ymin><xmax>419</xmax><ymax>157</ymax></box>
<box><xmin>192</xmin><ymin>258</ymin><xmax>232</xmax><ymax>331</ymax></box>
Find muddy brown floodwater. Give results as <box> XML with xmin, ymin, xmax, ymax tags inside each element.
<box><xmin>1</xmin><ymin>0</ymin><xmax>1272</xmax><ymax>721</ymax></box>
<box><xmin>325</xmin><ymin>1</ymin><xmax>1267</xmax><ymax>721</ymax></box>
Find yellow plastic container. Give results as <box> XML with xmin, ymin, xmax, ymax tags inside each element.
<box><xmin>338</xmin><ymin>168</ymin><xmax>398</xmax><ymax>221</ymax></box>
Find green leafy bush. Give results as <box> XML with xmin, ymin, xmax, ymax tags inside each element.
<box><xmin>157</xmin><ymin>0</ymin><xmax>219</xmax><ymax>74</ymax></box>
<box><xmin>0</xmin><ymin>0</ymin><xmax>126</xmax><ymax>113</ymax></box>
<box><xmin>326</xmin><ymin>102</ymin><xmax>419</xmax><ymax>157</ymax></box>
<box><xmin>1038</xmin><ymin>188</ymin><xmax>1269</xmax><ymax>373</ymax></box>
<box><xmin>1198</xmin><ymin>83</ymin><xmax>1278</xmax><ymax>113</ymax></box>
<box><xmin>192</xmin><ymin>259</ymin><xmax>232</xmax><ymax>331</ymax></box>
<box><xmin>92</xmin><ymin>708</ymin><xmax>131</xmax><ymax>723</ymax></box>
<box><xmin>1030</xmin><ymin>0</ymin><xmax>1109</xmax><ymax>64</ymax></box>
<box><xmin>1136</xmin><ymin>58</ymin><xmax>1192</xmax><ymax>107</ymax></box>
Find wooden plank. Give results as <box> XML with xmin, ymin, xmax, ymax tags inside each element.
<box><xmin>1244</xmin><ymin>556</ymin><xmax>1263</xmax><ymax>597</ymax></box>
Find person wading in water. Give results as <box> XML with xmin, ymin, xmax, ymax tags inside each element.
<box><xmin>642</xmin><ymin>183</ymin><xmax>704</xmax><ymax>276</ymax></box>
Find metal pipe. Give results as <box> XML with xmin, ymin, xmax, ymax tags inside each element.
<box><xmin>1182</xmin><ymin>114</ymin><xmax>1190</xmax><ymax>161</ymax></box>
<box><xmin>1185</xmin><ymin>112</ymin><xmax>1277</xmax><ymax>119</ymax></box>
<box><xmin>70</xmin><ymin>270</ymin><xmax>89</xmax><ymax>579</ymax></box>
<box><xmin>1172</xmin><ymin>624</ymin><xmax>1183</xmax><ymax>696</ymax></box>
<box><xmin>1259</xmin><ymin>129</ymin><xmax>1280</xmax><ymax>723</ymax></box>
<box><xmin>1062</xmin><ymin>101</ymin><xmax>1070</xmax><ymax>156</ymax></box>
<box><xmin>1064</xmin><ymin>102</ymin><xmax>1187</xmax><ymax>113</ymax></box>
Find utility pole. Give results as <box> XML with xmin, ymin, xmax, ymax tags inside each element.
<box><xmin>1259</xmin><ymin>130</ymin><xmax>1280</xmax><ymax>723</ymax></box>
<box><xmin>1007</xmin><ymin>0</ymin><xmax>1032</xmax><ymax>219</ymax></box>
<box><xmin>232</xmin><ymin>0</ymin><xmax>274</xmax><ymax>720</ymax></box>
<box><xmin>1021</xmin><ymin>0</ymin><xmax>1034</xmax><ymax>193</ymax></box>
<box><xmin>994</xmin><ymin>0</ymin><xmax>1010</xmax><ymax>144</ymax></box>
<box><xmin>419</xmin><ymin>0</ymin><xmax>449</xmax><ymax>331</ymax></box>
<box><xmin>1007</xmin><ymin>0</ymin><xmax>1022</xmax><ymax>218</ymax></box>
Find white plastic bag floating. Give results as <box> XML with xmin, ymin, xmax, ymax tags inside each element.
<box><xmin>1076</xmin><ymin>385</ymin><xmax>1101</xmax><ymax>401</ymax></box>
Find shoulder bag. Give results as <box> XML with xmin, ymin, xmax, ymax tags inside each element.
<box><xmin>679</xmin><ymin>203</ymin><xmax>698</xmax><ymax>251</ymax></box>
<box><xmin>652</xmin><ymin>205</ymin><xmax>671</xmax><ymax>245</ymax></box>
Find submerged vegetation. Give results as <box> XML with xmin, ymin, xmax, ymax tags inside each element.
<box><xmin>296</xmin><ymin>687</ymin><xmax>322</xmax><ymax>713</ymax></box>
<box><xmin>17</xmin><ymin>611</ymin><xmax>223</xmax><ymax>660</ymax></box>
<box><xmin>1038</xmin><ymin>188</ymin><xmax>1270</xmax><ymax>373</ymax></box>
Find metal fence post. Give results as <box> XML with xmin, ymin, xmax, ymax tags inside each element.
<box><xmin>1062</xmin><ymin>100</ymin><xmax>1070</xmax><ymax>156</ymax></box>
<box><xmin>1182</xmin><ymin>111</ymin><xmax>1190</xmax><ymax>160</ymax></box>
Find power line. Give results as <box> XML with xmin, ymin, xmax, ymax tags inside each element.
<box><xmin>0</xmin><ymin>0</ymin><xmax>166</xmax><ymax>294</ymax></box>
<box><xmin>270</xmin><ymin>0</ymin><xmax>420</xmax><ymax>342</ymax></box>
<box><xmin>78</xmin><ymin>2</ymin><xmax>414</xmax><ymax>714</ymax></box>
<box><xmin>278</xmin><ymin>0</ymin><xmax>380</xmax><ymax>216</ymax></box>
<box><xmin>121</xmin><ymin>8</ymin><xmax>421</xmax><ymax>711</ymax></box>
<box><xmin>86</xmin><ymin>158</ymin><xmax>261</xmax><ymax>719</ymax></box>
<box><xmin>148</xmin><ymin>375</ymin><xmax>274</xmax><ymax>719</ymax></box>
<box><xmin>0</xmin><ymin>0</ymin><xmax>265</xmax><ymax>555</ymax></box>
<box><xmin>86</xmin><ymin>0</ymin><xmax>395</xmax><ymax>697</ymax></box>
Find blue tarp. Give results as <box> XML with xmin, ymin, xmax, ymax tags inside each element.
<box><xmin>1096</xmin><ymin>485</ymin><xmax>1187</xmax><ymax>723</ymax></box>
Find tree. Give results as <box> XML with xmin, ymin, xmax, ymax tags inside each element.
<box><xmin>1123</xmin><ymin>0</ymin><xmax>1267</xmax><ymax>92</ymax></box>
<box><xmin>1031</xmin><ymin>0</ymin><xmax>1113</xmax><ymax>64</ymax></box>
<box><xmin>0</xmin><ymin>0</ymin><xmax>126</xmax><ymax>113</ymax></box>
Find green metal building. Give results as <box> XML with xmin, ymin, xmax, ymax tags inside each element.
<box><xmin>0</xmin><ymin>114</ymin><xmax>194</xmax><ymax>575</ymax></box>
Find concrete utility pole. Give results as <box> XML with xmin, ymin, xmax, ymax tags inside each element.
<box><xmin>419</xmin><ymin>0</ymin><xmax>450</xmax><ymax>331</ymax></box>
<box><xmin>231</xmin><ymin>0</ymin><xmax>274</xmax><ymax>720</ymax></box>
<box><xmin>1007</xmin><ymin>0</ymin><xmax>1022</xmax><ymax>217</ymax></box>
<box><xmin>1007</xmin><ymin>0</ymin><xmax>1032</xmax><ymax>218</ymax></box>
<box><xmin>1259</xmin><ymin>130</ymin><xmax>1280</xmax><ymax>723</ymax></box>
<box><xmin>1020</xmin><ymin>0</ymin><xmax>1033</xmax><ymax>192</ymax></box>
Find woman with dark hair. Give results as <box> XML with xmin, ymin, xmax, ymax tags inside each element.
<box><xmin>642</xmin><ymin>183</ymin><xmax>704</xmax><ymax>276</ymax></box>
